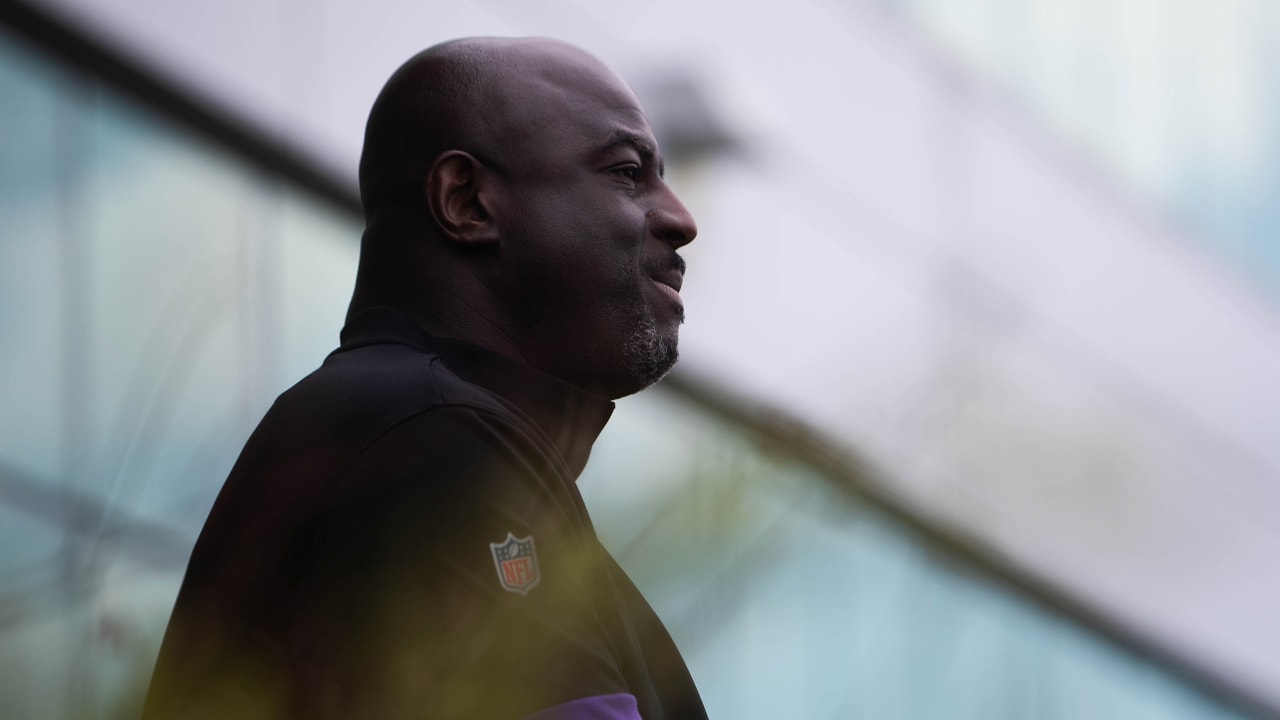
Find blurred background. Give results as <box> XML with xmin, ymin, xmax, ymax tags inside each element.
<box><xmin>2</xmin><ymin>0</ymin><xmax>1279</xmax><ymax>717</ymax></box>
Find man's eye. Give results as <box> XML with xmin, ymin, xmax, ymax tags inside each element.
<box><xmin>614</xmin><ymin>165</ymin><xmax>640</xmax><ymax>181</ymax></box>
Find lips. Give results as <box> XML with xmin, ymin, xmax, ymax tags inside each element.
<box><xmin>649</xmin><ymin>264</ymin><xmax>683</xmax><ymax>304</ymax></box>
<box><xmin>647</xmin><ymin>253</ymin><xmax>686</xmax><ymax>314</ymax></box>
<box><xmin>651</xmin><ymin>279</ymin><xmax>682</xmax><ymax>309</ymax></box>
<box><xmin>650</xmin><ymin>271</ymin><xmax>682</xmax><ymax>295</ymax></box>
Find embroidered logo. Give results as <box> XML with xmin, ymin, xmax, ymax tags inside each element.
<box><xmin>489</xmin><ymin>532</ymin><xmax>540</xmax><ymax>595</ymax></box>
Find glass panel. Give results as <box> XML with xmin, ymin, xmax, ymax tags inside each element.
<box><xmin>0</xmin><ymin>27</ymin><xmax>64</xmax><ymax>481</ymax></box>
<box><xmin>0</xmin><ymin>29</ymin><xmax>361</xmax><ymax>719</ymax></box>
<box><xmin>582</xmin><ymin>387</ymin><xmax>1257</xmax><ymax>719</ymax></box>
<box><xmin>82</xmin><ymin>89</ymin><xmax>255</xmax><ymax>529</ymax></box>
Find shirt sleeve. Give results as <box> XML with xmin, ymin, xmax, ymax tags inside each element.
<box><xmin>287</xmin><ymin>405</ymin><xmax>630</xmax><ymax>720</ymax></box>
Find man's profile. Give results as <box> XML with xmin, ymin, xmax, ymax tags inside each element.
<box><xmin>142</xmin><ymin>37</ymin><xmax>704</xmax><ymax>719</ymax></box>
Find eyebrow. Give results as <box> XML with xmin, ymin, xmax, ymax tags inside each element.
<box><xmin>595</xmin><ymin>128</ymin><xmax>665</xmax><ymax>177</ymax></box>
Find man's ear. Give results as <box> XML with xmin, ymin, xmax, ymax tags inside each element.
<box><xmin>425</xmin><ymin>150</ymin><xmax>499</xmax><ymax>246</ymax></box>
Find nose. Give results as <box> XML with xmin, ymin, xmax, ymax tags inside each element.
<box><xmin>649</xmin><ymin>183</ymin><xmax>698</xmax><ymax>249</ymax></box>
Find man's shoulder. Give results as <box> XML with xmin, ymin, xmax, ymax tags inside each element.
<box><xmin>266</xmin><ymin>338</ymin><xmax>513</xmax><ymax>443</ymax></box>
<box><xmin>192</xmin><ymin>339</ymin><xmax>539</xmax><ymax>580</ymax></box>
<box><xmin>219</xmin><ymin>338</ymin><xmax>530</xmax><ymax>518</ymax></box>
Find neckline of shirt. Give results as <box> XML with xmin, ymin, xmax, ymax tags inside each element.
<box><xmin>339</xmin><ymin>306</ymin><xmax>615</xmax><ymax>479</ymax></box>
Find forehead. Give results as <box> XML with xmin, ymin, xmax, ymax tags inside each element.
<box><xmin>496</xmin><ymin>45</ymin><xmax>658</xmax><ymax>162</ymax></box>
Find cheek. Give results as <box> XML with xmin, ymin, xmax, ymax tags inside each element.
<box><xmin>520</xmin><ymin>192</ymin><xmax>644</xmax><ymax>268</ymax></box>
<box><xmin>501</xmin><ymin>180</ymin><xmax>649</xmax><ymax>307</ymax></box>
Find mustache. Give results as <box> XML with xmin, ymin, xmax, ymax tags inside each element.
<box><xmin>658</xmin><ymin>253</ymin><xmax>686</xmax><ymax>275</ymax></box>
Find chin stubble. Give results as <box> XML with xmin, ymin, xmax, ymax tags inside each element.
<box><xmin>624</xmin><ymin>309</ymin><xmax>680</xmax><ymax>390</ymax></box>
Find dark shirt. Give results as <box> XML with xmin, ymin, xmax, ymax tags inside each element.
<box><xmin>143</xmin><ymin>307</ymin><xmax>707</xmax><ymax>720</ymax></box>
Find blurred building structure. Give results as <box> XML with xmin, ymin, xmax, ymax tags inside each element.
<box><xmin>2</xmin><ymin>0</ymin><xmax>1279</xmax><ymax>718</ymax></box>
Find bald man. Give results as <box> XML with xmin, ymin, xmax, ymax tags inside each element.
<box><xmin>142</xmin><ymin>38</ymin><xmax>705</xmax><ymax>720</ymax></box>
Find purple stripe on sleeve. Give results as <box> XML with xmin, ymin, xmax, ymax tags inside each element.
<box><xmin>519</xmin><ymin>693</ymin><xmax>642</xmax><ymax>720</ymax></box>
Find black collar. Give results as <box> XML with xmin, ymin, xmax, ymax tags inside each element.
<box><xmin>339</xmin><ymin>307</ymin><xmax>615</xmax><ymax>479</ymax></box>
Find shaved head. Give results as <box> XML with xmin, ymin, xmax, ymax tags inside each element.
<box><xmin>359</xmin><ymin>38</ymin><xmax>623</xmax><ymax>221</ymax></box>
<box><xmin>358</xmin><ymin>39</ymin><xmax>499</xmax><ymax>220</ymax></box>
<box><xmin>351</xmin><ymin>37</ymin><xmax>697</xmax><ymax>399</ymax></box>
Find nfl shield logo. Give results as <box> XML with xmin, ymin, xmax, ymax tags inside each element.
<box><xmin>489</xmin><ymin>532</ymin><xmax>540</xmax><ymax>595</ymax></box>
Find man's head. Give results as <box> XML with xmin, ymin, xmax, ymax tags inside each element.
<box><xmin>352</xmin><ymin>37</ymin><xmax>697</xmax><ymax>400</ymax></box>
